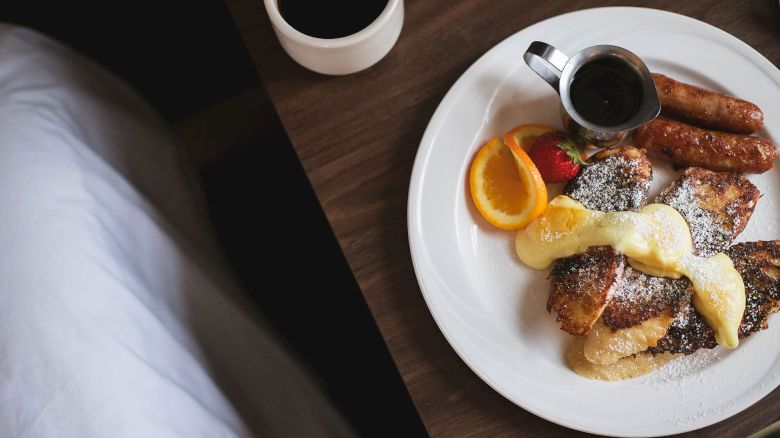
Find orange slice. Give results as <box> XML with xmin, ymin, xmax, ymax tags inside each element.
<box><xmin>469</xmin><ymin>136</ymin><xmax>548</xmax><ymax>230</ymax></box>
<box><xmin>504</xmin><ymin>124</ymin><xmax>556</xmax><ymax>153</ymax></box>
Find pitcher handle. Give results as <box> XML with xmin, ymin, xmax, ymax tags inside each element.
<box><xmin>523</xmin><ymin>41</ymin><xmax>569</xmax><ymax>94</ymax></box>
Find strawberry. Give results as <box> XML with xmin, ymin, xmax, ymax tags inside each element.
<box><xmin>527</xmin><ymin>131</ymin><xmax>587</xmax><ymax>183</ymax></box>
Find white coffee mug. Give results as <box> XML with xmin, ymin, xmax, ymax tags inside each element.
<box><xmin>263</xmin><ymin>0</ymin><xmax>404</xmax><ymax>75</ymax></box>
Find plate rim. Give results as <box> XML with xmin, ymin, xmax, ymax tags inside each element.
<box><xmin>407</xmin><ymin>6</ymin><xmax>780</xmax><ymax>437</ymax></box>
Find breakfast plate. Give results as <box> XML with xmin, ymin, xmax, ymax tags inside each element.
<box><xmin>407</xmin><ymin>7</ymin><xmax>780</xmax><ymax>437</ymax></box>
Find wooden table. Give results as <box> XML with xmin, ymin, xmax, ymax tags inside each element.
<box><xmin>225</xmin><ymin>1</ymin><xmax>780</xmax><ymax>436</ymax></box>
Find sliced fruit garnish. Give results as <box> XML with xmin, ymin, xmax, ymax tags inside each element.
<box><xmin>469</xmin><ymin>136</ymin><xmax>548</xmax><ymax>230</ymax></box>
<box><xmin>504</xmin><ymin>124</ymin><xmax>556</xmax><ymax>153</ymax></box>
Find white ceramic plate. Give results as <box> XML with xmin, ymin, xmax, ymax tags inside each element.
<box><xmin>408</xmin><ymin>7</ymin><xmax>780</xmax><ymax>437</ymax></box>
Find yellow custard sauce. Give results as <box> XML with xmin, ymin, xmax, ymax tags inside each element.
<box><xmin>515</xmin><ymin>195</ymin><xmax>745</xmax><ymax>348</ymax></box>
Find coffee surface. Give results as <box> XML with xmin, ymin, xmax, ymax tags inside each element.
<box><xmin>278</xmin><ymin>0</ymin><xmax>388</xmax><ymax>39</ymax></box>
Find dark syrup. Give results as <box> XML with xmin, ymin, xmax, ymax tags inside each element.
<box><xmin>278</xmin><ymin>0</ymin><xmax>388</xmax><ymax>39</ymax></box>
<box><xmin>570</xmin><ymin>58</ymin><xmax>643</xmax><ymax>127</ymax></box>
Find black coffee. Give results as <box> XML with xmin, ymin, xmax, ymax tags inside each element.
<box><xmin>570</xmin><ymin>58</ymin><xmax>643</xmax><ymax>127</ymax></box>
<box><xmin>278</xmin><ymin>0</ymin><xmax>388</xmax><ymax>39</ymax></box>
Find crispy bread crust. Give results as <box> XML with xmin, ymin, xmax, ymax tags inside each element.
<box><xmin>728</xmin><ymin>241</ymin><xmax>780</xmax><ymax>337</ymax></box>
<box><xmin>548</xmin><ymin>247</ymin><xmax>625</xmax><ymax>336</ymax></box>
<box><xmin>601</xmin><ymin>266</ymin><xmax>691</xmax><ymax>331</ymax></box>
<box><xmin>650</xmin><ymin>300</ymin><xmax>717</xmax><ymax>355</ymax></box>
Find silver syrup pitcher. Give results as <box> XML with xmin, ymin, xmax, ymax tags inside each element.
<box><xmin>523</xmin><ymin>41</ymin><xmax>660</xmax><ymax>147</ymax></box>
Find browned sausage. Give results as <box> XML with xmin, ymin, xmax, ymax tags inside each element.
<box><xmin>633</xmin><ymin>117</ymin><xmax>776</xmax><ymax>173</ymax></box>
<box><xmin>652</xmin><ymin>73</ymin><xmax>764</xmax><ymax>134</ymax></box>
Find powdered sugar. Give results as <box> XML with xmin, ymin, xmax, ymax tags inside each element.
<box><xmin>565</xmin><ymin>154</ymin><xmax>651</xmax><ymax>212</ymax></box>
<box><xmin>648</xmin><ymin>347</ymin><xmax>723</xmax><ymax>384</ymax></box>
<box><xmin>656</xmin><ymin>169</ymin><xmax>760</xmax><ymax>258</ymax></box>
<box><xmin>657</xmin><ymin>179</ymin><xmax>723</xmax><ymax>256</ymax></box>
<box><xmin>602</xmin><ymin>266</ymin><xmax>690</xmax><ymax>330</ymax></box>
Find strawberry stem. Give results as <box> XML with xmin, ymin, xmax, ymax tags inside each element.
<box><xmin>558</xmin><ymin>136</ymin><xmax>589</xmax><ymax>166</ymax></box>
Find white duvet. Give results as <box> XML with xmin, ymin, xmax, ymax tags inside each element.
<box><xmin>0</xmin><ymin>24</ymin><xmax>352</xmax><ymax>437</ymax></box>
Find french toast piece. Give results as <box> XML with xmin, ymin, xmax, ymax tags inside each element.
<box><xmin>582</xmin><ymin>266</ymin><xmax>691</xmax><ymax>364</ymax></box>
<box><xmin>656</xmin><ymin>167</ymin><xmax>760</xmax><ymax>257</ymax></box>
<box><xmin>650</xmin><ymin>300</ymin><xmax>717</xmax><ymax>355</ymax></box>
<box><xmin>650</xmin><ymin>241</ymin><xmax>780</xmax><ymax>355</ymax></box>
<box><xmin>600</xmin><ymin>266</ymin><xmax>692</xmax><ymax>331</ymax></box>
<box><xmin>548</xmin><ymin>246</ymin><xmax>625</xmax><ymax>336</ymax></box>
<box><xmin>550</xmin><ymin>148</ymin><xmax>651</xmax><ymax>336</ymax></box>
<box><xmin>564</xmin><ymin>146</ymin><xmax>652</xmax><ymax>212</ymax></box>
<box><xmin>728</xmin><ymin>241</ymin><xmax>780</xmax><ymax>337</ymax></box>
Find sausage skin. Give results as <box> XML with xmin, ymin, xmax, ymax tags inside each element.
<box><xmin>652</xmin><ymin>73</ymin><xmax>764</xmax><ymax>134</ymax></box>
<box><xmin>633</xmin><ymin>117</ymin><xmax>776</xmax><ymax>173</ymax></box>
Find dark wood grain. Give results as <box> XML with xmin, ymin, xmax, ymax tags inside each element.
<box><xmin>223</xmin><ymin>0</ymin><xmax>780</xmax><ymax>436</ymax></box>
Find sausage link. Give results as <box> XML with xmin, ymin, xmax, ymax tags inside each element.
<box><xmin>652</xmin><ymin>73</ymin><xmax>764</xmax><ymax>134</ymax></box>
<box><xmin>633</xmin><ymin>117</ymin><xmax>776</xmax><ymax>173</ymax></box>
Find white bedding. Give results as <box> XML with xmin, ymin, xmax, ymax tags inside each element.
<box><xmin>0</xmin><ymin>24</ymin><xmax>352</xmax><ymax>437</ymax></box>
